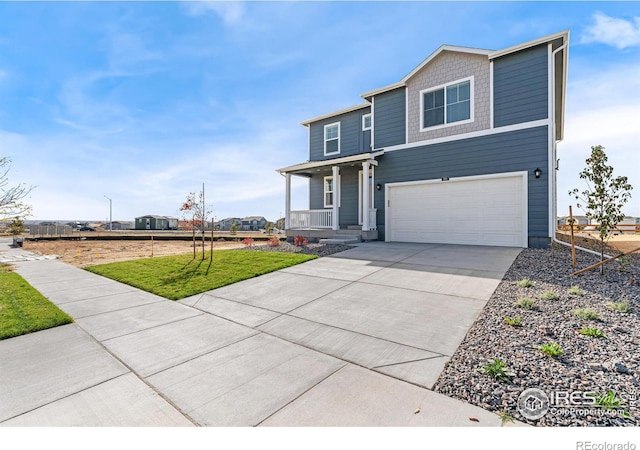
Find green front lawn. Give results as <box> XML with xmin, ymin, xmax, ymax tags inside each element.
<box><xmin>0</xmin><ymin>264</ymin><xmax>73</xmax><ymax>340</ymax></box>
<box><xmin>85</xmin><ymin>250</ymin><xmax>317</xmax><ymax>300</ymax></box>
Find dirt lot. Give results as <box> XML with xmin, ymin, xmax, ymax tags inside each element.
<box><xmin>23</xmin><ymin>239</ymin><xmax>245</xmax><ymax>268</ymax></box>
<box><xmin>575</xmin><ymin>232</ymin><xmax>640</xmax><ymax>254</ymax></box>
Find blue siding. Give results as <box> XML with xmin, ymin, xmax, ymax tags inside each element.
<box><xmin>373</xmin><ymin>87</ymin><xmax>406</xmax><ymax>148</ymax></box>
<box><xmin>309</xmin><ymin>168</ymin><xmax>360</xmax><ymax>227</ymax></box>
<box><xmin>369</xmin><ymin>126</ymin><xmax>550</xmax><ymax>246</ymax></box>
<box><xmin>493</xmin><ymin>44</ymin><xmax>548</xmax><ymax>127</ymax></box>
<box><xmin>309</xmin><ymin>107</ymin><xmax>371</xmax><ymax>161</ymax></box>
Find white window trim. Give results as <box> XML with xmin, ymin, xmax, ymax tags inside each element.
<box><xmin>362</xmin><ymin>113</ymin><xmax>372</xmax><ymax>131</ymax></box>
<box><xmin>323</xmin><ymin>175</ymin><xmax>341</xmax><ymax>208</ymax></box>
<box><xmin>419</xmin><ymin>76</ymin><xmax>474</xmax><ymax>132</ymax></box>
<box><xmin>324</xmin><ymin>175</ymin><xmax>334</xmax><ymax>208</ymax></box>
<box><xmin>324</xmin><ymin>122</ymin><xmax>341</xmax><ymax>156</ymax></box>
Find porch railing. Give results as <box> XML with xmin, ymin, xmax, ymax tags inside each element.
<box><xmin>290</xmin><ymin>210</ymin><xmax>333</xmax><ymax>229</ymax></box>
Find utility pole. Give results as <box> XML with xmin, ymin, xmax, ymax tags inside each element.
<box><xmin>104</xmin><ymin>195</ymin><xmax>112</xmax><ymax>231</ymax></box>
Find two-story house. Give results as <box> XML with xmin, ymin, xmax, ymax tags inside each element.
<box><xmin>277</xmin><ymin>31</ymin><xmax>569</xmax><ymax>248</ymax></box>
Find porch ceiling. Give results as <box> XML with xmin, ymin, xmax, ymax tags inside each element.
<box><xmin>277</xmin><ymin>151</ymin><xmax>383</xmax><ymax>176</ymax></box>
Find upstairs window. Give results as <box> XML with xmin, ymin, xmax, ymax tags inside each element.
<box><xmin>362</xmin><ymin>113</ymin><xmax>372</xmax><ymax>131</ymax></box>
<box><xmin>324</xmin><ymin>122</ymin><xmax>340</xmax><ymax>155</ymax></box>
<box><xmin>420</xmin><ymin>77</ymin><xmax>473</xmax><ymax>130</ymax></box>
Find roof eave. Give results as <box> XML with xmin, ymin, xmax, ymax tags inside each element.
<box><xmin>488</xmin><ymin>30</ymin><xmax>570</xmax><ymax>60</ymax></box>
<box><xmin>300</xmin><ymin>103</ymin><xmax>371</xmax><ymax>127</ymax></box>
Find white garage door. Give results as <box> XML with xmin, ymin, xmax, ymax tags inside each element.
<box><xmin>387</xmin><ymin>173</ymin><xmax>527</xmax><ymax>247</ymax></box>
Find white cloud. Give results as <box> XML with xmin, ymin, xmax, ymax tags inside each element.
<box><xmin>183</xmin><ymin>1</ymin><xmax>247</xmax><ymax>25</ymax></box>
<box><xmin>558</xmin><ymin>63</ymin><xmax>640</xmax><ymax>218</ymax></box>
<box><xmin>581</xmin><ymin>12</ymin><xmax>640</xmax><ymax>49</ymax></box>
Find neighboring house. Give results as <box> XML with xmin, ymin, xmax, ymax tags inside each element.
<box><xmin>216</xmin><ymin>217</ymin><xmax>242</xmax><ymax>231</ymax></box>
<box><xmin>135</xmin><ymin>215</ymin><xmax>169</xmax><ymax>230</ymax></box>
<box><xmin>557</xmin><ymin>216</ymin><xmax>590</xmax><ymax>226</ymax></box>
<box><xmin>277</xmin><ymin>31</ymin><xmax>569</xmax><ymax>248</ymax></box>
<box><xmin>111</xmin><ymin>221</ymin><xmax>133</xmax><ymax>230</ymax></box>
<box><xmin>241</xmin><ymin>216</ymin><xmax>268</xmax><ymax>231</ymax></box>
<box><xmin>165</xmin><ymin>216</ymin><xmax>179</xmax><ymax>230</ymax></box>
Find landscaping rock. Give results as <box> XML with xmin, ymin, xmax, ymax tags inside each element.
<box><xmin>433</xmin><ymin>244</ymin><xmax>640</xmax><ymax>427</ymax></box>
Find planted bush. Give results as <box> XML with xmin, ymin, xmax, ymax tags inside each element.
<box><xmin>294</xmin><ymin>236</ymin><xmax>308</xmax><ymax>247</ymax></box>
<box><xmin>267</xmin><ymin>236</ymin><xmax>281</xmax><ymax>247</ymax></box>
<box><xmin>568</xmin><ymin>285</ymin><xmax>585</xmax><ymax>296</ymax></box>
<box><xmin>480</xmin><ymin>358</ymin><xmax>514</xmax><ymax>382</ymax></box>
<box><xmin>517</xmin><ymin>278</ymin><xmax>535</xmax><ymax>288</ymax></box>
<box><xmin>578</xmin><ymin>327</ymin><xmax>606</xmax><ymax>338</ymax></box>
<box><xmin>242</xmin><ymin>238</ymin><xmax>254</xmax><ymax>247</ymax></box>
<box><xmin>540</xmin><ymin>291</ymin><xmax>559</xmax><ymax>301</ymax></box>
<box><xmin>504</xmin><ymin>316</ymin><xmax>522</xmax><ymax>327</ymax></box>
<box><xmin>573</xmin><ymin>308</ymin><xmax>600</xmax><ymax>320</ymax></box>
<box><xmin>539</xmin><ymin>342</ymin><xmax>563</xmax><ymax>358</ymax></box>
<box><xmin>514</xmin><ymin>297</ymin><xmax>537</xmax><ymax>310</ymax></box>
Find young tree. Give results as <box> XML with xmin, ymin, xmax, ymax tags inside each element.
<box><xmin>229</xmin><ymin>221</ymin><xmax>237</xmax><ymax>235</ymax></box>
<box><xmin>179</xmin><ymin>184</ymin><xmax>212</xmax><ymax>260</ymax></box>
<box><xmin>569</xmin><ymin>145</ymin><xmax>633</xmax><ymax>273</ymax></box>
<box><xmin>1</xmin><ymin>157</ymin><xmax>34</xmax><ymax>219</ymax></box>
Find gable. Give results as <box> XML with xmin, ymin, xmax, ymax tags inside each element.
<box><xmin>405</xmin><ymin>51</ymin><xmax>490</xmax><ymax>143</ymax></box>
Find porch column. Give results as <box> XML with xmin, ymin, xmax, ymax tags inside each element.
<box><xmin>362</xmin><ymin>161</ymin><xmax>370</xmax><ymax>231</ymax></box>
<box><xmin>284</xmin><ymin>172</ymin><xmax>291</xmax><ymax>230</ymax></box>
<box><xmin>332</xmin><ymin>165</ymin><xmax>340</xmax><ymax>231</ymax></box>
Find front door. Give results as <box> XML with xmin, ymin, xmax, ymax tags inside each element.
<box><xmin>358</xmin><ymin>169</ymin><xmax>375</xmax><ymax>225</ymax></box>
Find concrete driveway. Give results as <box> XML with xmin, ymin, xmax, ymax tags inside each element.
<box><xmin>1</xmin><ymin>240</ymin><xmax>521</xmax><ymax>427</ymax></box>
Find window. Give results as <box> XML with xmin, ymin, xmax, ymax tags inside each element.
<box><xmin>324</xmin><ymin>176</ymin><xmax>334</xmax><ymax>207</ymax></box>
<box><xmin>420</xmin><ymin>78</ymin><xmax>473</xmax><ymax>130</ymax></box>
<box><xmin>324</xmin><ymin>122</ymin><xmax>340</xmax><ymax>155</ymax></box>
<box><xmin>362</xmin><ymin>113</ymin><xmax>372</xmax><ymax>131</ymax></box>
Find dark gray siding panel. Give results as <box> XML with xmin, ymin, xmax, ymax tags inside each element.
<box><xmin>309</xmin><ymin>176</ymin><xmax>324</xmax><ymax>210</ymax></box>
<box><xmin>338</xmin><ymin>169</ymin><xmax>359</xmax><ymax>227</ymax></box>
<box><xmin>308</xmin><ymin>169</ymin><xmax>360</xmax><ymax>227</ymax></box>
<box><xmin>374</xmin><ymin>88</ymin><xmax>406</xmax><ymax>148</ymax></box>
<box><xmin>493</xmin><ymin>44</ymin><xmax>548</xmax><ymax>127</ymax></box>
<box><xmin>375</xmin><ymin>126</ymin><xmax>549</xmax><ymax>243</ymax></box>
<box><xmin>309</xmin><ymin>107</ymin><xmax>371</xmax><ymax>162</ymax></box>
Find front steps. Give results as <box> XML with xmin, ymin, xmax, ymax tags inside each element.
<box><xmin>287</xmin><ymin>226</ymin><xmax>378</xmax><ymax>243</ymax></box>
<box><xmin>319</xmin><ymin>234</ymin><xmax>361</xmax><ymax>245</ymax></box>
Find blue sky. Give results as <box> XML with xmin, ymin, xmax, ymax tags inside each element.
<box><xmin>1</xmin><ymin>1</ymin><xmax>639</xmax><ymax>222</ymax></box>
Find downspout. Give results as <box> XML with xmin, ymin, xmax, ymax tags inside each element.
<box><xmin>547</xmin><ymin>41</ymin><xmax>611</xmax><ymax>259</ymax></box>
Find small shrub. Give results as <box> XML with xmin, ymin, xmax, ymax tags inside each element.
<box><xmin>608</xmin><ymin>300</ymin><xmax>631</xmax><ymax>314</ymax></box>
<box><xmin>504</xmin><ymin>316</ymin><xmax>522</xmax><ymax>327</ymax></box>
<box><xmin>540</xmin><ymin>291</ymin><xmax>559</xmax><ymax>301</ymax></box>
<box><xmin>568</xmin><ymin>285</ymin><xmax>585</xmax><ymax>296</ymax></box>
<box><xmin>242</xmin><ymin>238</ymin><xmax>254</xmax><ymax>247</ymax></box>
<box><xmin>294</xmin><ymin>236</ymin><xmax>308</xmax><ymax>247</ymax></box>
<box><xmin>480</xmin><ymin>358</ymin><xmax>513</xmax><ymax>382</ymax></box>
<box><xmin>498</xmin><ymin>410</ymin><xmax>515</xmax><ymax>427</ymax></box>
<box><xmin>578</xmin><ymin>327</ymin><xmax>606</xmax><ymax>338</ymax></box>
<box><xmin>267</xmin><ymin>236</ymin><xmax>281</xmax><ymax>247</ymax></box>
<box><xmin>573</xmin><ymin>308</ymin><xmax>600</xmax><ymax>320</ymax></box>
<box><xmin>514</xmin><ymin>297</ymin><xmax>537</xmax><ymax>310</ymax></box>
<box><xmin>539</xmin><ymin>342</ymin><xmax>563</xmax><ymax>358</ymax></box>
<box><xmin>517</xmin><ymin>278</ymin><xmax>535</xmax><ymax>288</ymax></box>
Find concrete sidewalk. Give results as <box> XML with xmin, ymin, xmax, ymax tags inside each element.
<box><xmin>0</xmin><ymin>238</ymin><xmax>523</xmax><ymax>426</ymax></box>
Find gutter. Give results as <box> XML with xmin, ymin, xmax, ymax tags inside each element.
<box><xmin>548</xmin><ymin>39</ymin><xmax>612</xmax><ymax>259</ymax></box>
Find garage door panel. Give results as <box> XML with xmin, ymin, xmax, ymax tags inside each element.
<box><xmin>388</xmin><ymin>175</ymin><xmax>526</xmax><ymax>247</ymax></box>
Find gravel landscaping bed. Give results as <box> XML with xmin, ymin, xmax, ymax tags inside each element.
<box><xmin>434</xmin><ymin>243</ymin><xmax>639</xmax><ymax>426</ymax></box>
<box><xmin>241</xmin><ymin>241</ymin><xmax>355</xmax><ymax>257</ymax></box>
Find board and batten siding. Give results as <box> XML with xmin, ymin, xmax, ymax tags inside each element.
<box><xmin>373</xmin><ymin>125</ymin><xmax>550</xmax><ymax>247</ymax></box>
<box><xmin>308</xmin><ymin>107</ymin><xmax>371</xmax><ymax>162</ymax></box>
<box><xmin>373</xmin><ymin>87</ymin><xmax>406</xmax><ymax>149</ymax></box>
<box><xmin>493</xmin><ymin>44</ymin><xmax>548</xmax><ymax>127</ymax></box>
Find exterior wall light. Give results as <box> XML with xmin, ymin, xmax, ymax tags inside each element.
<box><xmin>534</xmin><ymin>168</ymin><xmax>542</xmax><ymax>179</ymax></box>
<box><xmin>376</xmin><ymin>183</ymin><xmax>382</xmax><ymax>191</ymax></box>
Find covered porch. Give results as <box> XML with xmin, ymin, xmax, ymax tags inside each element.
<box><xmin>277</xmin><ymin>152</ymin><xmax>382</xmax><ymax>241</ymax></box>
